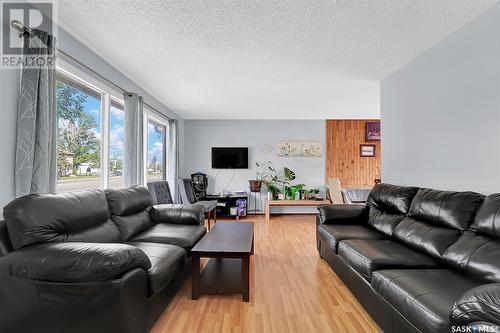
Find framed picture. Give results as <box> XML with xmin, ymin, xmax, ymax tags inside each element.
<box><xmin>360</xmin><ymin>144</ymin><xmax>376</xmax><ymax>157</ymax></box>
<box><xmin>365</xmin><ymin>121</ymin><xmax>381</xmax><ymax>141</ymax></box>
<box><xmin>276</xmin><ymin>141</ymin><xmax>323</xmax><ymax>157</ymax></box>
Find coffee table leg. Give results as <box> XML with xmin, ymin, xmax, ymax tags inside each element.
<box><xmin>242</xmin><ymin>255</ymin><xmax>250</xmax><ymax>302</ymax></box>
<box><xmin>192</xmin><ymin>255</ymin><xmax>200</xmax><ymax>300</ymax></box>
<box><xmin>250</xmin><ymin>236</ymin><xmax>254</xmax><ymax>255</ymax></box>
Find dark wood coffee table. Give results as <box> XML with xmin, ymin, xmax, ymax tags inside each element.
<box><xmin>191</xmin><ymin>222</ymin><xmax>254</xmax><ymax>302</ymax></box>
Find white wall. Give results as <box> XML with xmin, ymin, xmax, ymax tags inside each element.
<box><xmin>381</xmin><ymin>2</ymin><xmax>500</xmax><ymax>194</ymax></box>
<box><xmin>0</xmin><ymin>22</ymin><xmax>184</xmax><ymax>212</ymax></box>
<box><xmin>183</xmin><ymin>120</ymin><xmax>326</xmax><ymax>213</ymax></box>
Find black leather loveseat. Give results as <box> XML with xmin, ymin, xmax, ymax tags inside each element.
<box><xmin>317</xmin><ymin>183</ymin><xmax>500</xmax><ymax>333</ymax></box>
<box><xmin>0</xmin><ymin>185</ymin><xmax>207</xmax><ymax>333</ymax></box>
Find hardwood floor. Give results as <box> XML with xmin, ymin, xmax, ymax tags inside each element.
<box><xmin>150</xmin><ymin>214</ymin><xmax>381</xmax><ymax>333</ymax></box>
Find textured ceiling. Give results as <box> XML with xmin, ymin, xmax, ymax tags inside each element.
<box><xmin>58</xmin><ymin>0</ymin><xmax>497</xmax><ymax>119</ymax></box>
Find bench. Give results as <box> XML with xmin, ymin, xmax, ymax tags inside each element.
<box><xmin>265</xmin><ymin>199</ymin><xmax>330</xmax><ymax>221</ymax></box>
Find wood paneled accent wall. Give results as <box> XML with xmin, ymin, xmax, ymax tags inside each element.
<box><xmin>326</xmin><ymin>120</ymin><xmax>381</xmax><ymax>187</ymax></box>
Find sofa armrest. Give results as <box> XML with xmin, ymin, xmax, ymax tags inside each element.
<box><xmin>150</xmin><ymin>204</ymin><xmax>205</xmax><ymax>225</ymax></box>
<box><xmin>0</xmin><ymin>242</ymin><xmax>151</xmax><ymax>283</ymax></box>
<box><xmin>317</xmin><ymin>204</ymin><xmax>368</xmax><ymax>225</ymax></box>
<box><xmin>451</xmin><ymin>283</ymin><xmax>500</xmax><ymax>326</ymax></box>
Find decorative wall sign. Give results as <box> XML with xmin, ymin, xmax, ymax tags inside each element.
<box><xmin>365</xmin><ymin>122</ymin><xmax>381</xmax><ymax>141</ymax></box>
<box><xmin>277</xmin><ymin>141</ymin><xmax>323</xmax><ymax>157</ymax></box>
<box><xmin>262</xmin><ymin>142</ymin><xmax>273</xmax><ymax>153</ymax></box>
<box><xmin>360</xmin><ymin>144</ymin><xmax>376</xmax><ymax>157</ymax></box>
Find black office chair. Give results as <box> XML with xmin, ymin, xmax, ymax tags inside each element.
<box><xmin>178</xmin><ymin>178</ymin><xmax>217</xmax><ymax>229</ymax></box>
<box><xmin>147</xmin><ymin>181</ymin><xmax>173</xmax><ymax>204</ymax></box>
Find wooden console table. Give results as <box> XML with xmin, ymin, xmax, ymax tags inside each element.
<box><xmin>265</xmin><ymin>199</ymin><xmax>330</xmax><ymax>221</ymax></box>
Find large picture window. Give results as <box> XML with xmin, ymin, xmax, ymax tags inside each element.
<box><xmin>109</xmin><ymin>100</ymin><xmax>124</xmax><ymax>188</ymax></box>
<box><xmin>56</xmin><ymin>76</ymin><xmax>102</xmax><ymax>192</ymax></box>
<box><xmin>56</xmin><ymin>63</ymin><xmax>171</xmax><ymax>192</ymax></box>
<box><xmin>56</xmin><ymin>66</ymin><xmax>125</xmax><ymax>192</ymax></box>
<box><xmin>146</xmin><ymin>115</ymin><xmax>167</xmax><ymax>182</ymax></box>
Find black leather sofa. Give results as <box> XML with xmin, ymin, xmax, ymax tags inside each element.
<box><xmin>0</xmin><ymin>185</ymin><xmax>207</xmax><ymax>333</ymax></box>
<box><xmin>317</xmin><ymin>183</ymin><xmax>500</xmax><ymax>333</ymax></box>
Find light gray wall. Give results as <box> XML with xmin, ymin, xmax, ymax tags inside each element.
<box><xmin>381</xmin><ymin>2</ymin><xmax>500</xmax><ymax>194</ymax></box>
<box><xmin>183</xmin><ymin>120</ymin><xmax>326</xmax><ymax>213</ymax></box>
<box><xmin>0</xmin><ymin>23</ymin><xmax>184</xmax><ymax>212</ymax></box>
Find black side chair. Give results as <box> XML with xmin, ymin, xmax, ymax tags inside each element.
<box><xmin>147</xmin><ymin>181</ymin><xmax>174</xmax><ymax>204</ymax></box>
<box><xmin>178</xmin><ymin>178</ymin><xmax>217</xmax><ymax>229</ymax></box>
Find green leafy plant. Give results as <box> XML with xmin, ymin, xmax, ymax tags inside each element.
<box><xmin>255</xmin><ymin>161</ymin><xmax>273</xmax><ymax>181</ymax></box>
<box><xmin>260</xmin><ymin>162</ymin><xmax>297</xmax><ymax>199</ymax></box>
<box><xmin>266</xmin><ymin>183</ymin><xmax>282</xmax><ymax>196</ymax></box>
<box><xmin>285</xmin><ymin>183</ymin><xmax>305</xmax><ymax>199</ymax></box>
<box><xmin>303</xmin><ymin>188</ymin><xmax>320</xmax><ymax>200</ymax></box>
<box><xmin>309</xmin><ymin>188</ymin><xmax>320</xmax><ymax>194</ymax></box>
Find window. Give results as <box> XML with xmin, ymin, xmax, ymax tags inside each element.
<box><xmin>56</xmin><ymin>76</ymin><xmax>102</xmax><ymax>193</ymax></box>
<box><xmin>56</xmin><ymin>61</ymin><xmax>171</xmax><ymax>192</ymax></box>
<box><xmin>145</xmin><ymin>114</ymin><xmax>167</xmax><ymax>182</ymax></box>
<box><xmin>56</xmin><ymin>64</ymin><xmax>125</xmax><ymax>193</ymax></box>
<box><xmin>109</xmin><ymin>100</ymin><xmax>124</xmax><ymax>188</ymax></box>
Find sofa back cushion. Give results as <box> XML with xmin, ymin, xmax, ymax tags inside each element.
<box><xmin>394</xmin><ymin>189</ymin><xmax>484</xmax><ymax>259</ymax></box>
<box><xmin>105</xmin><ymin>186</ymin><xmax>153</xmax><ymax>241</ymax></box>
<box><xmin>443</xmin><ymin>194</ymin><xmax>500</xmax><ymax>282</ymax></box>
<box><xmin>367</xmin><ymin>184</ymin><xmax>419</xmax><ymax>236</ymax></box>
<box><xmin>471</xmin><ymin>193</ymin><xmax>500</xmax><ymax>238</ymax></box>
<box><xmin>4</xmin><ymin>190</ymin><xmax>119</xmax><ymax>249</ymax></box>
<box><xmin>408</xmin><ymin>189</ymin><xmax>484</xmax><ymax>230</ymax></box>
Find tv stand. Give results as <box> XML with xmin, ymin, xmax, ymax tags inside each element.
<box><xmin>201</xmin><ymin>194</ymin><xmax>248</xmax><ymax>219</ymax></box>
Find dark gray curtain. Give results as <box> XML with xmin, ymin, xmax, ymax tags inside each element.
<box><xmin>123</xmin><ymin>92</ymin><xmax>144</xmax><ymax>186</ymax></box>
<box><xmin>15</xmin><ymin>30</ymin><xmax>57</xmax><ymax>197</ymax></box>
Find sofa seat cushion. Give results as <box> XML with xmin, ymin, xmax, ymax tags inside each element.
<box><xmin>317</xmin><ymin>224</ymin><xmax>385</xmax><ymax>254</ymax></box>
<box><xmin>338</xmin><ymin>239</ymin><xmax>437</xmax><ymax>280</ymax></box>
<box><xmin>128</xmin><ymin>242</ymin><xmax>186</xmax><ymax>295</ymax></box>
<box><xmin>372</xmin><ymin>269</ymin><xmax>479</xmax><ymax>333</ymax></box>
<box><xmin>131</xmin><ymin>224</ymin><xmax>206</xmax><ymax>250</ymax></box>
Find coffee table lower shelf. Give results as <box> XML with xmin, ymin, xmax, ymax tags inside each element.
<box><xmin>192</xmin><ymin>257</ymin><xmax>250</xmax><ymax>302</ymax></box>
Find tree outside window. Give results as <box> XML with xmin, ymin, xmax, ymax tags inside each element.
<box><xmin>56</xmin><ymin>79</ymin><xmax>102</xmax><ymax>192</ymax></box>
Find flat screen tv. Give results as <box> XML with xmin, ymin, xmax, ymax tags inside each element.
<box><xmin>211</xmin><ymin>147</ymin><xmax>248</xmax><ymax>169</ymax></box>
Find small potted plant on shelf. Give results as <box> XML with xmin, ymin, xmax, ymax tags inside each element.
<box><xmin>285</xmin><ymin>184</ymin><xmax>305</xmax><ymax>200</ymax></box>
<box><xmin>304</xmin><ymin>188</ymin><xmax>320</xmax><ymax>200</ymax></box>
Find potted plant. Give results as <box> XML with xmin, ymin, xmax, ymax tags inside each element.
<box><xmin>304</xmin><ymin>188</ymin><xmax>320</xmax><ymax>200</ymax></box>
<box><xmin>286</xmin><ymin>184</ymin><xmax>305</xmax><ymax>200</ymax></box>
<box><xmin>266</xmin><ymin>183</ymin><xmax>282</xmax><ymax>199</ymax></box>
<box><xmin>248</xmin><ymin>179</ymin><xmax>262</xmax><ymax>193</ymax></box>
<box><xmin>260</xmin><ymin>162</ymin><xmax>296</xmax><ymax>200</ymax></box>
<box><xmin>249</xmin><ymin>161</ymin><xmax>270</xmax><ymax>193</ymax></box>
<box><xmin>260</xmin><ymin>161</ymin><xmax>279</xmax><ymax>199</ymax></box>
